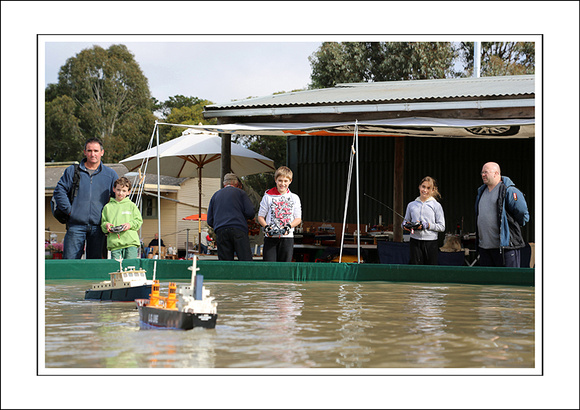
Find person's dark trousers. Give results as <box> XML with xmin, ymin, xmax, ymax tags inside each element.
<box><xmin>263</xmin><ymin>237</ymin><xmax>294</xmax><ymax>262</ymax></box>
<box><xmin>216</xmin><ymin>227</ymin><xmax>253</xmax><ymax>261</ymax></box>
<box><xmin>64</xmin><ymin>224</ymin><xmax>106</xmax><ymax>259</ymax></box>
<box><xmin>478</xmin><ymin>247</ymin><xmax>521</xmax><ymax>267</ymax></box>
<box><xmin>409</xmin><ymin>238</ymin><xmax>439</xmax><ymax>265</ymax></box>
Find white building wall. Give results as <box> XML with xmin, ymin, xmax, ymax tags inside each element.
<box><xmin>176</xmin><ymin>177</ymin><xmax>221</xmax><ymax>251</ymax></box>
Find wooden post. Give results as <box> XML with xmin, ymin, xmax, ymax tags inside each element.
<box><xmin>393</xmin><ymin>137</ymin><xmax>405</xmax><ymax>242</ymax></box>
<box><xmin>220</xmin><ymin>133</ymin><xmax>231</xmax><ymax>185</ymax></box>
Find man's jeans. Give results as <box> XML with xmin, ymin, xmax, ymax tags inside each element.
<box><xmin>478</xmin><ymin>247</ymin><xmax>521</xmax><ymax>267</ymax></box>
<box><xmin>64</xmin><ymin>224</ymin><xmax>105</xmax><ymax>259</ymax></box>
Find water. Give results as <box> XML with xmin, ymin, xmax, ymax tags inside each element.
<box><xmin>43</xmin><ymin>280</ymin><xmax>535</xmax><ymax>369</ymax></box>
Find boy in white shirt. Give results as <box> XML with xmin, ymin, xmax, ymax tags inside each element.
<box><xmin>258</xmin><ymin>166</ymin><xmax>302</xmax><ymax>262</ymax></box>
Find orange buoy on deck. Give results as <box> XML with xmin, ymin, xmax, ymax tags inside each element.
<box><xmin>166</xmin><ymin>282</ymin><xmax>178</xmax><ymax>310</ymax></box>
<box><xmin>149</xmin><ymin>280</ymin><xmax>160</xmax><ymax>306</ymax></box>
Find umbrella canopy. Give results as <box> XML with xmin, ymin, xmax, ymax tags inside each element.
<box><xmin>120</xmin><ymin>130</ymin><xmax>275</xmax><ymax>178</ymax></box>
<box><xmin>121</xmin><ymin>129</ymin><xmax>275</xmax><ymax>254</ymax></box>
<box><xmin>183</xmin><ymin>213</ymin><xmax>208</xmax><ymax>221</ymax></box>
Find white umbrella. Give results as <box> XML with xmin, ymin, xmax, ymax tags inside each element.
<box><xmin>121</xmin><ymin>129</ymin><xmax>275</xmax><ymax>178</ymax></box>
<box><xmin>120</xmin><ymin>129</ymin><xmax>275</xmax><ymax>253</ymax></box>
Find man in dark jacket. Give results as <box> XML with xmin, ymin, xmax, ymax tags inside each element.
<box><xmin>475</xmin><ymin>162</ymin><xmax>530</xmax><ymax>267</ymax></box>
<box><xmin>53</xmin><ymin>138</ymin><xmax>118</xmax><ymax>259</ymax></box>
<box><xmin>207</xmin><ymin>173</ymin><xmax>255</xmax><ymax>261</ymax></box>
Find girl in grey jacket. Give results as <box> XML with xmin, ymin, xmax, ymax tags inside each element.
<box><xmin>402</xmin><ymin>176</ymin><xmax>446</xmax><ymax>265</ymax></box>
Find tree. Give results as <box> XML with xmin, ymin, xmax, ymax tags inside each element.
<box><xmin>160</xmin><ymin>96</ymin><xmax>216</xmax><ymax>141</ymax></box>
<box><xmin>46</xmin><ymin>44</ymin><xmax>156</xmax><ymax>162</ymax></box>
<box><xmin>45</xmin><ymin>95</ymin><xmax>84</xmax><ymax>162</ymax></box>
<box><xmin>309</xmin><ymin>42</ymin><xmax>458</xmax><ymax>88</ymax></box>
<box><xmin>308</xmin><ymin>42</ymin><xmax>370</xmax><ymax>88</ymax></box>
<box><xmin>155</xmin><ymin>95</ymin><xmax>207</xmax><ymax>118</ymax></box>
<box><xmin>458</xmin><ymin>42</ymin><xmax>535</xmax><ymax>76</ymax></box>
<box><xmin>380</xmin><ymin>42</ymin><xmax>460</xmax><ymax>80</ymax></box>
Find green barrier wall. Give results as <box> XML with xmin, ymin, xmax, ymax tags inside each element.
<box><xmin>44</xmin><ymin>259</ymin><xmax>535</xmax><ymax>286</ymax></box>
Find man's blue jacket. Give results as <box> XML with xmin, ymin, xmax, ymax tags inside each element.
<box><xmin>475</xmin><ymin>176</ymin><xmax>530</xmax><ymax>250</ymax></box>
<box><xmin>53</xmin><ymin>159</ymin><xmax>118</xmax><ymax>226</ymax></box>
<box><xmin>207</xmin><ymin>185</ymin><xmax>255</xmax><ymax>233</ymax></box>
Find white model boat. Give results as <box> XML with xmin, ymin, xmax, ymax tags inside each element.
<box><xmin>84</xmin><ymin>258</ymin><xmax>153</xmax><ymax>302</ymax></box>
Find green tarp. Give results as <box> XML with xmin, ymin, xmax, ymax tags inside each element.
<box><xmin>44</xmin><ymin>259</ymin><xmax>535</xmax><ymax>286</ymax></box>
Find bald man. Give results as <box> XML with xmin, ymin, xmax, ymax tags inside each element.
<box><xmin>207</xmin><ymin>173</ymin><xmax>255</xmax><ymax>261</ymax></box>
<box><xmin>475</xmin><ymin>162</ymin><xmax>530</xmax><ymax>267</ymax></box>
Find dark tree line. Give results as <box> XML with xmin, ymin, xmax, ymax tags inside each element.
<box><xmin>308</xmin><ymin>41</ymin><xmax>535</xmax><ymax>88</ymax></box>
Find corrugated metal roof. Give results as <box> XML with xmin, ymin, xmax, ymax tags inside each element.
<box><xmin>206</xmin><ymin>75</ymin><xmax>534</xmax><ymax>110</ymax></box>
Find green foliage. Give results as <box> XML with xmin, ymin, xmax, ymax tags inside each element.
<box><xmin>45</xmin><ymin>44</ymin><xmax>156</xmax><ymax>162</ymax></box>
<box><xmin>457</xmin><ymin>42</ymin><xmax>535</xmax><ymax>76</ymax></box>
<box><xmin>45</xmin><ymin>83</ymin><xmax>61</xmax><ymax>103</ymax></box>
<box><xmin>309</xmin><ymin>42</ymin><xmax>458</xmax><ymax>88</ymax></box>
<box><xmin>161</xmin><ymin>98</ymin><xmax>216</xmax><ymax>141</ymax></box>
<box><xmin>45</xmin><ymin>95</ymin><xmax>84</xmax><ymax>162</ymax></box>
<box><xmin>157</xmin><ymin>95</ymin><xmax>207</xmax><ymax>117</ymax></box>
<box><xmin>309</xmin><ymin>41</ymin><xmax>535</xmax><ymax>88</ymax></box>
<box><xmin>308</xmin><ymin>42</ymin><xmax>369</xmax><ymax>88</ymax></box>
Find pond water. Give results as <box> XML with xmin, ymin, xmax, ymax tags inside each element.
<box><xmin>43</xmin><ymin>280</ymin><xmax>535</xmax><ymax>371</ymax></box>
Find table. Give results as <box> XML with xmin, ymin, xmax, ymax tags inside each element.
<box><xmin>293</xmin><ymin>243</ymin><xmax>379</xmax><ymax>263</ymax></box>
<box><xmin>343</xmin><ymin>243</ymin><xmax>377</xmax><ymax>249</ymax></box>
<box><xmin>342</xmin><ymin>232</ymin><xmax>394</xmax><ymax>245</ymax></box>
<box><xmin>192</xmin><ymin>254</ymin><xmax>263</xmax><ymax>261</ymax></box>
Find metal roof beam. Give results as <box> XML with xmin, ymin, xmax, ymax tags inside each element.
<box><xmin>204</xmin><ymin>99</ymin><xmax>534</xmax><ymax>118</ymax></box>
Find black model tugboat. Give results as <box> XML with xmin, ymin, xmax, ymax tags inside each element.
<box><xmin>136</xmin><ymin>256</ymin><xmax>218</xmax><ymax>330</ymax></box>
<box><xmin>84</xmin><ymin>258</ymin><xmax>153</xmax><ymax>302</ymax></box>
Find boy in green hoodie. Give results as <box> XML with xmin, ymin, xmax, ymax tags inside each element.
<box><xmin>101</xmin><ymin>177</ymin><xmax>143</xmax><ymax>259</ymax></box>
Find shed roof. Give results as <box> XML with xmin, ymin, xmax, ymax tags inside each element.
<box><xmin>45</xmin><ymin>163</ymin><xmax>188</xmax><ymax>191</ymax></box>
<box><xmin>206</xmin><ymin>75</ymin><xmax>535</xmax><ymax>110</ymax></box>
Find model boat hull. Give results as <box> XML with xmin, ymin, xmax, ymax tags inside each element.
<box><xmin>138</xmin><ymin>305</ymin><xmax>218</xmax><ymax>330</ymax></box>
<box><xmin>85</xmin><ymin>285</ymin><xmax>152</xmax><ymax>302</ymax></box>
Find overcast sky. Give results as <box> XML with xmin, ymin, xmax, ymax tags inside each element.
<box><xmin>44</xmin><ymin>39</ymin><xmax>323</xmax><ymax>104</ymax></box>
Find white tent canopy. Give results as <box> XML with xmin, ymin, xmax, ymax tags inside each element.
<box><xmin>179</xmin><ymin>117</ymin><xmax>535</xmax><ymax>139</ymax></box>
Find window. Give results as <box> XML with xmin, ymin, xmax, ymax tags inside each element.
<box><xmin>144</xmin><ymin>196</ymin><xmax>157</xmax><ymax>218</ymax></box>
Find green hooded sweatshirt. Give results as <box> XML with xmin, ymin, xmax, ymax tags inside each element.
<box><xmin>101</xmin><ymin>197</ymin><xmax>143</xmax><ymax>251</ymax></box>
